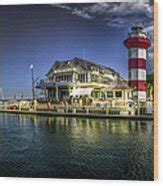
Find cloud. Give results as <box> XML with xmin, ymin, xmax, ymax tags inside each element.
<box><xmin>52</xmin><ymin>1</ymin><xmax>154</xmax><ymax>72</ymax></box>
<box><xmin>71</xmin><ymin>8</ymin><xmax>93</xmax><ymax>20</ymax></box>
<box><xmin>52</xmin><ymin>4</ymin><xmax>93</xmax><ymax>20</ymax></box>
<box><xmin>53</xmin><ymin>2</ymin><xmax>153</xmax><ymax>27</ymax></box>
<box><xmin>144</xmin><ymin>24</ymin><xmax>154</xmax><ymax>73</ymax></box>
<box><xmin>54</xmin><ymin>4</ymin><xmax>72</xmax><ymax>10</ymax></box>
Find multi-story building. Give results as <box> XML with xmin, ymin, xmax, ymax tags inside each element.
<box><xmin>36</xmin><ymin>57</ymin><xmax>133</xmax><ymax>107</ymax></box>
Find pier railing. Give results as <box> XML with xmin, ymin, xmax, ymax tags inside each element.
<box><xmin>0</xmin><ymin>101</ymin><xmax>153</xmax><ymax>116</ymax></box>
<box><xmin>25</xmin><ymin>103</ymin><xmax>151</xmax><ymax>116</ymax></box>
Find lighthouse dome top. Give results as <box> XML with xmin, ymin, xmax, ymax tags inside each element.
<box><xmin>131</xmin><ymin>24</ymin><xmax>143</xmax><ymax>31</ymax></box>
<box><xmin>128</xmin><ymin>24</ymin><xmax>148</xmax><ymax>39</ymax></box>
<box><xmin>124</xmin><ymin>24</ymin><xmax>151</xmax><ymax>49</ymax></box>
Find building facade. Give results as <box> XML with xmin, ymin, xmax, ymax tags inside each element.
<box><xmin>36</xmin><ymin>57</ymin><xmax>133</xmax><ymax>107</ymax></box>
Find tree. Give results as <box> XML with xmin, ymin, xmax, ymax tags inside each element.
<box><xmin>147</xmin><ymin>74</ymin><xmax>154</xmax><ymax>100</ymax></box>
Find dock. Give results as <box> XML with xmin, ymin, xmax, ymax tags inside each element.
<box><xmin>0</xmin><ymin>109</ymin><xmax>153</xmax><ymax>120</ymax></box>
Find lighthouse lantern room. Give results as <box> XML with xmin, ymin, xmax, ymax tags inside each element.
<box><xmin>124</xmin><ymin>24</ymin><xmax>151</xmax><ymax>102</ymax></box>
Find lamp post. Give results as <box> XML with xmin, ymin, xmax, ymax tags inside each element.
<box><xmin>30</xmin><ymin>64</ymin><xmax>35</xmax><ymax>100</ymax></box>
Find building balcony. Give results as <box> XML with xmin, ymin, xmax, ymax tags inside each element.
<box><xmin>53</xmin><ymin>68</ymin><xmax>77</xmax><ymax>74</ymax></box>
<box><xmin>103</xmin><ymin>74</ymin><xmax>116</xmax><ymax>81</ymax></box>
<box><xmin>91</xmin><ymin>71</ymin><xmax>99</xmax><ymax>75</ymax></box>
<box><xmin>36</xmin><ymin>80</ymin><xmax>76</xmax><ymax>89</ymax></box>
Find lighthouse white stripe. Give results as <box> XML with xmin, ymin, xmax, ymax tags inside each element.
<box><xmin>130</xmin><ymin>33</ymin><xmax>147</xmax><ymax>39</ymax></box>
<box><xmin>129</xmin><ymin>48</ymin><xmax>147</xmax><ymax>60</ymax></box>
<box><xmin>129</xmin><ymin>69</ymin><xmax>146</xmax><ymax>81</ymax></box>
<box><xmin>133</xmin><ymin>91</ymin><xmax>146</xmax><ymax>102</ymax></box>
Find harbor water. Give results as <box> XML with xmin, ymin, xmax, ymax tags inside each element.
<box><xmin>0</xmin><ymin>113</ymin><xmax>154</xmax><ymax>180</ymax></box>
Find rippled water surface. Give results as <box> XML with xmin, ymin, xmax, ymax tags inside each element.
<box><xmin>0</xmin><ymin>113</ymin><xmax>153</xmax><ymax>180</ymax></box>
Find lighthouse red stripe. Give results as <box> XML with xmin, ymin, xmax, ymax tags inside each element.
<box><xmin>124</xmin><ymin>38</ymin><xmax>151</xmax><ymax>49</ymax></box>
<box><xmin>129</xmin><ymin>80</ymin><xmax>146</xmax><ymax>91</ymax></box>
<box><xmin>129</xmin><ymin>59</ymin><xmax>146</xmax><ymax>69</ymax></box>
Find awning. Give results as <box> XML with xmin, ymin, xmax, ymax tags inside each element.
<box><xmin>70</xmin><ymin>88</ymin><xmax>93</xmax><ymax>97</ymax></box>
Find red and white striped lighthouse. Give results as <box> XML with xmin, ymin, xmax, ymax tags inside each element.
<box><xmin>124</xmin><ymin>24</ymin><xmax>151</xmax><ymax>102</ymax></box>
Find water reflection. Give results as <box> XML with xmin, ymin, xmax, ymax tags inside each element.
<box><xmin>16</xmin><ymin>115</ymin><xmax>153</xmax><ymax>134</ymax></box>
<box><xmin>0</xmin><ymin>113</ymin><xmax>153</xmax><ymax>180</ymax></box>
<box><xmin>13</xmin><ymin>114</ymin><xmax>153</xmax><ymax>143</ymax></box>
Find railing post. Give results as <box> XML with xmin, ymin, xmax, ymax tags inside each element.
<box><xmin>18</xmin><ymin>101</ymin><xmax>21</xmax><ymax>111</ymax></box>
<box><xmin>66</xmin><ymin>105</ymin><xmax>68</xmax><ymax>113</ymax></box>
<box><xmin>86</xmin><ymin>107</ymin><xmax>89</xmax><ymax>114</ymax></box>
<box><xmin>106</xmin><ymin>107</ymin><xmax>109</xmax><ymax>115</ymax></box>
<box><xmin>73</xmin><ymin>108</ymin><xmax>76</xmax><ymax>113</ymax></box>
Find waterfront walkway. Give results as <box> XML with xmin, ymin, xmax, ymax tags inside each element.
<box><xmin>0</xmin><ymin>109</ymin><xmax>153</xmax><ymax>120</ymax></box>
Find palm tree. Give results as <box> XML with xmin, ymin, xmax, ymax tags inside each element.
<box><xmin>147</xmin><ymin>83</ymin><xmax>153</xmax><ymax>100</ymax></box>
<box><xmin>147</xmin><ymin>74</ymin><xmax>154</xmax><ymax>100</ymax></box>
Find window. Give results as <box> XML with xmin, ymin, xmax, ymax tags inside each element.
<box><xmin>107</xmin><ymin>91</ymin><xmax>113</xmax><ymax>98</ymax></box>
<box><xmin>85</xmin><ymin>73</ymin><xmax>88</xmax><ymax>82</ymax></box>
<box><xmin>115</xmin><ymin>91</ymin><xmax>122</xmax><ymax>98</ymax></box>
<box><xmin>68</xmin><ymin>75</ymin><xmax>72</xmax><ymax>82</ymax></box>
<box><xmin>101</xmin><ymin>92</ymin><xmax>105</xmax><ymax>99</ymax></box>
<box><xmin>78</xmin><ymin>74</ymin><xmax>86</xmax><ymax>82</ymax></box>
<box><xmin>55</xmin><ymin>76</ymin><xmax>59</xmax><ymax>82</ymax></box>
<box><xmin>91</xmin><ymin>91</ymin><xmax>100</xmax><ymax>98</ymax></box>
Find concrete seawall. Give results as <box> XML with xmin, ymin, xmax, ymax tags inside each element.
<box><xmin>0</xmin><ymin>109</ymin><xmax>153</xmax><ymax>120</ymax></box>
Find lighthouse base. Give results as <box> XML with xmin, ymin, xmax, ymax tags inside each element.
<box><xmin>133</xmin><ymin>91</ymin><xmax>146</xmax><ymax>102</ymax></box>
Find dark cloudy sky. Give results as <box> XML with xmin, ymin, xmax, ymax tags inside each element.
<box><xmin>0</xmin><ymin>1</ymin><xmax>154</xmax><ymax>98</ymax></box>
